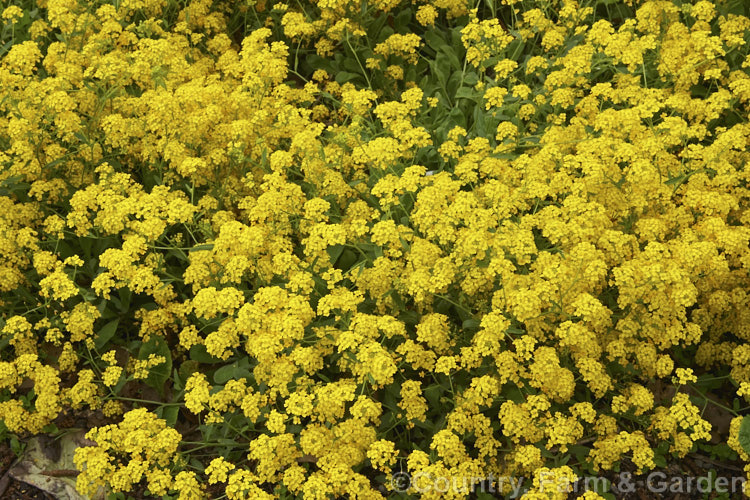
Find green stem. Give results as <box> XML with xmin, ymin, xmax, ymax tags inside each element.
<box><xmin>113</xmin><ymin>396</ymin><xmax>184</xmax><ymax>406</ymax></box>
<box><xmin>344</xmin><ymin>34</ymin><xmax>373</xmax><ymax>91</ymax></box>
<box><xmin>686</xmin><ymin>383</ymin><xmax>740</xmax><ymax>418</ymax></box>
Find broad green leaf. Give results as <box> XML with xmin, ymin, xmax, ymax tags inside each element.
<box><xmin>335</xmin><ymin>71</ymin><xmax>363</xmax><ymax>84</ymax></box>
<box><xmin>190</xmin><ymin>344</ymin><xmax>224</xmax><ymax>364</ymax></box>
<box><xmin>0</xmin><ymin>41</ymin><xmax>12</xmax><ymax>59</ymax></box>
<box><xmin>336</xmin><ymin>248</ymin><xmax>359</xmax><ymax>272</ymax></box>
<box><xmin>139</xmin><ymin>335</ymin><xmax>173</xmax><ymax>395</ymax></box>
<box><xmin>431</xmin><ymin>60</ymin><xmax>449</xmax><ymax>88</ymax></box>
<box><xmin>213</xmin><ymin>359</ymin><xmax>253</xmax><ymax>384</ymax></box>
<box><xmin>474</xmin><ymin>105</ymin><xmax>487</xmax><ymax>136</ymax></box>
<box><xmin>462</xmin><ymin>319</ymin><xmax>481</xmax><ymax>331</ymax></box>
<box><xmin>179</xmin><ymin>359</ymin><xmax>201</xmax><ymax>384</ymax></box>
<box><xmin>327</xmin><ymin>244</ymin><xmax>345</xmax><ymax>264</ymax></box>
<box><xmin>159</xmin><ymin>405</ymin><xmax>180</xmax><ymax>427</ymax></box>
<box><xmin>95</xmin><ymin>319</ymin><xmax>119</xmax><ymax>351</ymax></box>
<box><xmin>455</xmin><ymin>87</ymin><xmax>477</xmax><ymax>100</ymax></box>
<box><xmin>738</xmin><ymin>415</ymin><xmax>750</xmax><ymax>455</ymax></box>
<box><xmin>423</xmin><ymin>30</ymin><xmax>448</xmax><ymax>53</ymax></box>
<box><xmin>423</xmin><ymin>384</ymin><xmax>442</xmax><ymax>407</ymax></box>
<box><xmin>118</xmin><ymin>288</ymin><xmax>132</xmax><ymax>313</ymax></box>
<box><xmin>447</xmin><ymin>70</ymin><xmax>465</xmax><ymax>98</ymax></box>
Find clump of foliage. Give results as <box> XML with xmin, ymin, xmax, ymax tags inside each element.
<box><xmin>3</xmin><ymin>0</ymin><xmax>750</xmax><ymax>498</ymax></box>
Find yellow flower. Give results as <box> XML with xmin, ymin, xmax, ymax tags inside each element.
<box><xmin>266</xmin><ymin>410</ymin><xmax>287</xmax><ymax>434</ymax></box>
<box><xmin>416</xmin><ymin>5</ymin><xmax>438</xmax><ymax>26</ymax></box>
<box><xmin>434</xmin><ymin>355</ymin><xmax>459</xmax><ymax>375</ymax></box>
<box><xmin>484</xmin><ymin>86</ymin><xmax>508</xmax><ymax>110</ymax></box>
<box><xmin>1</xmin><ymin>5</ymin><xmax>23</xmax><ymax>22</ymax></box>
<box><xmin>102</xmin><ymin>366</ymin><xmax>123</xmax><ymax>387</ymax></box>
<box><xmin>205</xmin><ymin>457</ymin><xmax>236</xmax><ymax>484</ymax></box>
<box><xmin>673</xmin><ymin>367</ymin><xmax>698</xmax><ymax>384</ymax></box>
<box><xmin>367</xmin><ymin>439</ymin><xmax>397</xmax><ymax>473</ymax></box>
<box><xmin>174</xmin><ymin>471</ymin><xmax>204</xmax><ymax>499</ymax></box>
<box><xmin>185</xmin><ymin>373</ymin><xmax>211</xmax><ymax>414</ymax></box>
<box><xmin>75</xmin><ymin>409</ymin><xmax>182</xmax><ymax>495</ymax></box>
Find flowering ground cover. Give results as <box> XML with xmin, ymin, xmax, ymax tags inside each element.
<box><xmin>3</xmin><ymin>0</ymin><xmax>750</xmax><ymax>498</ymax></box>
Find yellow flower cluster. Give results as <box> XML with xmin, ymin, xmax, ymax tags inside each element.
<box><xmin>74</xmin><ymin>408</ymin><xmax>182</xmax><ymax>497</ymax></box>
<box><xmin>0</xmin><ymin>354</ymin><xmax>60</xmax><ymax>434</ymax></box>
<box><xmin>3</xmin><ymin>0</ymin><xmax>750</xmax><ymax>498</ymax></box>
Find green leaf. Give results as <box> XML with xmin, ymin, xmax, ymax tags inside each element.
<box><xmin>159</xmin><ymin>405</ymin><xmax>179</xmax><ymax>427</ymax></box>
<box><xmin>342</xmin><ymin>55</ymin><xmax>363</xmax><ymax>74</ymax></box>
<box><xmin>475</xmin><ymin>493</ymin><xmax>496</xmax><ymax>500</ymax></box>
<box><xmin>336</xmin><ymin>248</ymin><xmax>359</xmax><ymax>272</ymax></box>
<box><xmin>10</xmin><ymin>435</ymin><xmax>24</xmax><ymax>456</ymax></box>
<box><xmin>399</xmin><ymin>309</ymin><xmax>420</xmax><ymax>326</ymax></box>
<box><xmin>439</xmin><ymin>47</ymin><xmax>462</xmax><ymax>73</ymax></box>
<box><xmin>189</xmin><ymin>243</ymin><xmax>214</xmax><ymax>252</ymax></box>
<box><xmin>179</xmin><ymin>359</ymin><xmax>201</xmax><ymax>383</ymax></box>
<box><xmin>462</xmin><ymin>319</ymin><xmax>481</xmax><ymax>331</ymax></box>
<box><xmin>167</xmin><ymin>248</ymin><xmax>188</xmax><ymax>262</ymax></box>
<box><xmin>728</xmin><ymin>0</ymin><xmax>750</xmax><ymax>16</ymax></box>
<box><xmin>455</xmin><ymin>87</ymin><xmax>477</xmax><ymax>100</ymax></box>
<box><xmin>79</xmin><ymin>237</ymin><xmax>94</xmax><ymax>257</ymax></box>
<box><xmin>389</xmin><ymin>290</ymin><xmax>405</xmax><ymax>311</ymax></box>
<box><xmin>73</xmin><ymin>132</ymin><xmax>90</xmax><ymax>146</ymax></box>
<box><xmin>664</xmin><ymin>174</ymin><xmax>687</xmax><ymax>186</ymax></box>
<box><xmin>335</xmin><ymin>71</ymin><xmax>363</xmax><ymax>84</ymax></box>
<box><xmin>447</xmin><ymin>106</ymin><xmax>467</xmax><ymax>129</ymax></box>
<box><xmin>189</xmin><ymin>344</ymin><xmax>224</xmax><ymax>364</ymax></box>
<box><xmin>139</xmin><ymin>335</ymin><xmax>173</xmax><ymax>395</ymax></box>
<box><xmin>423</xmin><ymin>384</ymin><xmax>442</xmax><ymax>407</ymax></box>
<box><xmin>118</xmin><ymin>288</ymin><xmax>132</xmax><ymax>313</ymax></box>
<box><xmin>423</xmin><ymin>30</ymin><xmax>447</xmax><ymax>52</ymax></box>
<box><xmin>326</xmin><ymin>244</ymin><xmax>345</xmax><ymax>263</ymax></box>
<box><xmin>393</xmin><ymin>8</ymin><xmax>411</xmax><ymax>30</ymax></box>
<box><xmin>0</xmin><ymin>41</ymin><xmax>12</xmax><ymax>59</ymax></box>
<box><xmin>447</xmin><ymin>70</ymin><xmax>465</xmax><ymax>98</ymax></box>
<box><xmin>213</xmin><ymin>359</ymin><xmax>253</xmax><ymax>384</ymax></box>
<box><xmin>95</xmin><ymin>319</ymin><xmax>119</xmax><ymax>351</ymax></box>
<box><xmin>431</xmin><ymin>60</ymin><xmax>449</xmax><ymax>89</ymax></box>
<box><xmin>738</xmin><ymin>415</ymin><xmax>750</xmax><ymax>455</ymax></box>
<box><xmin>474</xmin><ymin>105</ymin><xmax>487</xmax><ymax>137</ymax></box>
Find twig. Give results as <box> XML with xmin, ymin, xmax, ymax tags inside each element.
<box><xmin>40</xmin><ymin>469</ymin><xmax>80</xmax><ymax>477</ymax></box>
<box><xmin>688</xmin><ymin>453</ymin><xmax>746</xmax><ymax>473</ymax></box>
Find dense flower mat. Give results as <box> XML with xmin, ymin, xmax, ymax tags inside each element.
<box><xmin>3</xmin><ymin>0</ymin><xmax>750</xmax><ymax>498</ymax></box>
